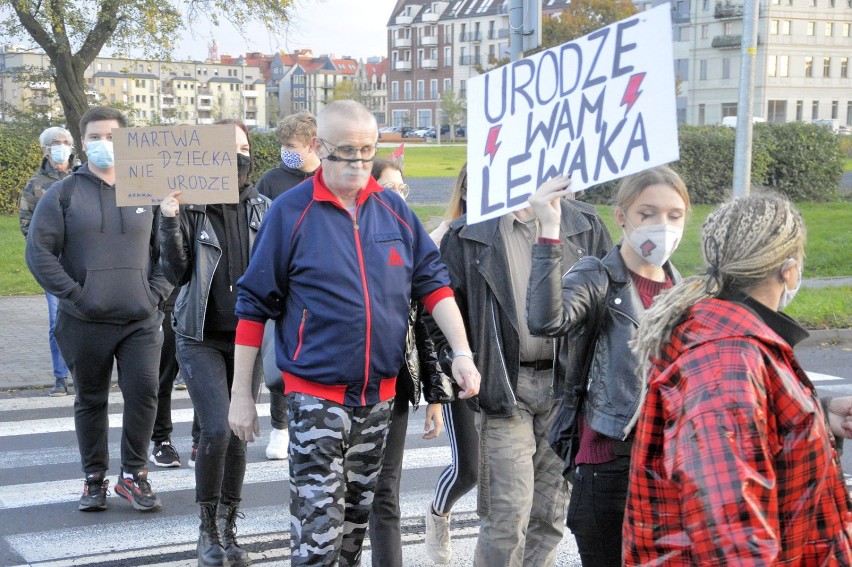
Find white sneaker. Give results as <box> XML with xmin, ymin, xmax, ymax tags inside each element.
<box><xmin>425</xmin><ymin>503</ymin><xmax>452</xmax><ymax>564</ymax></box>
<box><xmin>265</xmin><ymin>427</ymin><xmax>288</xmax><ymax>460</ymax></box>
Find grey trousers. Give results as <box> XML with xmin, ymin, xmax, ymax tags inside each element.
<box><xmin>474</xmin><ymin>366</ymin><xmax>570</xmax><ymax>567</ymax></box>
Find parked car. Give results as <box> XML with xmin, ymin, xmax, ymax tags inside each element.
<box><xmin>455</xmin><ymin>126</ymin><xmax>466</xmax><ymax>137</ymax></box>
<box><xmin>410</xmin><ymin>127</ymin><xmax>431</xmax><ymax>138</ymax></box>
<box><xmin>400</xmin><ymin>127</ymin><xmax>419</xmax><ymax>138</ymax></box>
<box><xmin>378</xmin><ymin>126</ymin><xmax>401</xmax><ymax>138</ymax></box>
<box><xmin>839</xmin><ymin>125</ymin><xmax>851</xmax><ymax>136</ymax></box>
<box><xmin>424</xmin><ymin>125</ymin><xmax>450</xmax><ymax>138</ymax></box>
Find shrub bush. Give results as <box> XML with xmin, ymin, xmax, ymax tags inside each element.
<box><xmin>0</xmin><ymin>125</ymin><xmax>44</xmax><ymax>215</ymax></box>
<box><xmin>248</xmin><ymin>129</ymin><xmax>280</xmax><ymax>183</ymax></box>
<box><xmin>759</xmin><ymin>122</ymin><xmax>843</xmax><ymax>201</ymax></box>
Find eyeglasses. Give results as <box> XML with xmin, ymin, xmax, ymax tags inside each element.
<box><xmin>383</xmin><ymin>182</ymin><xmax>410</xmax><ymax>199</ymax></box>
<box><xmin>318</xmin><ymin>138</ymin><xmax>377</xmax><ymax>163</ymax></box>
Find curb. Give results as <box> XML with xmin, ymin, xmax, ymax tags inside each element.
<box><xmin>800</xmin><ymin>328</ymin><xmax>852</xmax><ymax>347</ymax></box>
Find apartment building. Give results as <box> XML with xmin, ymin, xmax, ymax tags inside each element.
<box><xmin>385</xmin><ymin>0</ymin><xmax>570</xmax><ymax>129</ymax></box>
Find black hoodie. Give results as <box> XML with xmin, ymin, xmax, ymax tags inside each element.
<box><xmin>255</xmin><ymin>162</ymin><xmax>316</xmax><ymax>200</ymax></box>
<box><xmin>25</xmin><ymin>163</ymin><xmax>173</xmax><ymax>324</ymax></box>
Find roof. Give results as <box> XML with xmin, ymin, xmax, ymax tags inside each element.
<box><xmin>332</xmin><ymin>58</ymin><xmax>358</xmax><ymax>75</ymax></box>
<box><xmin>93</xmin><ymin>71</ymin><xmax>159</xmax><ymax>79</ymax></box>
<box><xmin>207</xmin><ymin>76</ymin><xmax>243</xmax><ymax>84</ymax></box>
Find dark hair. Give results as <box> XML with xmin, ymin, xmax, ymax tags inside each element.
<box><xmin>79</xmin><ymin>106</ymin><xmax>127</xmax><ymax>138</ymax></box>
<box><xmin>216</xmin><ymin>119</ymin><xmax>252</xmax><ymax>179</ymax></box>
<box><xmin>371</xmin><ymin>157</ymin><xmax>402</xmax><ymax>181</ymax></box>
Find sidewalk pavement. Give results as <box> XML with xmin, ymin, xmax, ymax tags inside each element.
<box><xmin>2</xmin><ymin>280</ymin><xmax>851</xmax><ymax>391</ymax></box>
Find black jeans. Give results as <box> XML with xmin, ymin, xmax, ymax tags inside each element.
<box><xmin>54</xmin><ymin>309</ymin><xmax>163</xmax><ymax>474</ymax></box>
<box><xmin>369</xmin><ymin>389</ymin><xmax>409</xmax><ymax>567</ymax></box>
<box><xmin>152</xmin><ymin>305</ymin><xmax>179</xmax><ymax>443</ymax></box>
<box><xmin>176</xmin><ymin>334</ymin><xmax>262</xmax><ymax>505</ymax></box>
<box><xmin>566</xmin><ymin>457</ymin><xmax>630</xmax><ymax>567</ymax></box>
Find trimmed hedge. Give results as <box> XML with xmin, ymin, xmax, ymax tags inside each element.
<box><xmin>582</xmin><ymin>123</ymin><xmax>843</xmax><ymax>205</ymax></box>
<box><xmin>0</xmin><ymin>126</ymin><xmax>44</xmax><ymax>215</ymax></box>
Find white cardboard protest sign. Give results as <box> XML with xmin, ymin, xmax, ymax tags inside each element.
<box><xmin>466</xmin><ymin>4</ymin><xmax>678</xmax><ymax>224</ymax></box>
<box><xmin>114</xmin><ymin>124</ymin><xmax>239</xmax><ymax>206</ymax></box>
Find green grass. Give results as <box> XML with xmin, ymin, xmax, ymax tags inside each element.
<box><xmin>0</xmin><ymin>216</ymin><xmax>40</xmax><ymax>296</ymax></box>
<box><xmin>380</xmin><ymin>145</ymin><xmax>467</xmax><ymax>178</ymax></box>
<box><xmin>786</xmin><ymin>287</ymin><xmax>852</xmax><ymax>329</ymax></box>
<box><xmin>845</xmin><ymin>157</ymin><xmax>852</xmax><ymax>172</ymax></box>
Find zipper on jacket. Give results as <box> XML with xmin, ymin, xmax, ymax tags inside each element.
<box><xmin>293</xmin><ymin>309</ymin><xmax>308</xmax><ymax>360</ymax></box>
<box><xmin>350</xmin><ymin>205</ymin><xmax>372</xmax><ymax>405</ymax></box>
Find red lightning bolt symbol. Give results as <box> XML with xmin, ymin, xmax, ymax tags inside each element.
<box><xmin>484</xmin><ymin>125</ymin><xmax>502</xmax><ymax>165</ymax></box>
<box><xmin>620</xmin><ymin>72</ymin><xmax>646</xmax><ymax>116</ymax></box>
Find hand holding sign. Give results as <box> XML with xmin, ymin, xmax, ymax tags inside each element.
<box><xmin>160</xmin><ymin>190</ymin><xmax>182</xmax><ymax>218</ymax></box>
<box><xmin>530</xmin><ymin>175</ymin><xmax>573</xmax><ymax>239</ymax></box>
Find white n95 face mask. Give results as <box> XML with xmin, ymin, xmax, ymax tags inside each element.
<box><xmin>623</xmin><ymin>216</ymin><xmax>683</xmax><ymax>268</ymax></box>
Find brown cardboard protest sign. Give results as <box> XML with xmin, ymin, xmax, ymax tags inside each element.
<box><xmin>114</xmin><ymin>124</ymin><xmax>239</xmax><ymax>206</ymax></box>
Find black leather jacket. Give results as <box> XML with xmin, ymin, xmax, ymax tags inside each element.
<box><xmin>528</xmin><ymin>245</ymin><xmax>681</xmax><ymax>468</ymax></box>
<box><xmin>159</xmin><ymin>192</ymin><xmax>270</xmax><ymax>341</ymax></box>
<box><xmin>429</xmin><ymin>200</ymin><xmax>612</xmax><ymax>417</ymax></box>
<box><xmin>401</xmin><ymin>302</ymin><xmax>457</xmax><ymax>408</ymax></box>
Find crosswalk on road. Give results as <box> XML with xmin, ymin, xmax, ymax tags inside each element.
<box><xmin>0</xmin><ymin>389</ymin><xmax>581</xmax><ymax>566</ymax></box>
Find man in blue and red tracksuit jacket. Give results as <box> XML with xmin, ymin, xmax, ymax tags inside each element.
<box><xmin>227</xmin><ymin>100</ymin><xmax>480</xmax><ymax>567</ymax></box>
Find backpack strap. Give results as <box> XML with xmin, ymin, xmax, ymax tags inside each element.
<box><xmin>58</xmin><ymin>174</ymin><xmax>77</xmax><ymax>215</ymax></box>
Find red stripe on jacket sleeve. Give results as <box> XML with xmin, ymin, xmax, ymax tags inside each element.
<box><xmin>235</xmin><ymin>319</ymin><xmax>265</xmax><ymax>347</ymax></box>
<box><xmin>421</xmin><ymin>286</ymin><xmax>454</xmax><ymax>314</ymax></box>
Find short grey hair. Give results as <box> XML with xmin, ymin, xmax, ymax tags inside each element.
<box><xmin>39</xmin><ymin>126</ymin><xmax>73</xmax><ymax>148</ymax></box>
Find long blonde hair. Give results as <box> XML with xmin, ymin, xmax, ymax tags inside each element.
<box><xmin>633</xmin><ymin>193</ymin><xmax>806</xmax><ymax>368</ymax></box>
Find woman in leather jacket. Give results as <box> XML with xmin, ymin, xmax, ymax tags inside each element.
<box><xmin>367</xmin><ymin>158</ymin><xmax>456</xmax><ymax>567</ymax></box>
<box><xmin>526</xmin><ymin>166</ymin><xmax>690</xmax><ymax>567</ymax></box>
<box><xmin>159</xmin><ymin>120</ymin><xmax>270</xmax><ymax>567</ymax></box>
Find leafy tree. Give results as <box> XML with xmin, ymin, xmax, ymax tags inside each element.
<box><xmin>1</xmin><ymin>0</ymin><xmax>293</xmax><ymax>152</ymax></box>
<box><xmin>439</xmin><ymin>89</ymin><xmax>466</xmax><ymax>141</ymax></box>
<box><xmin>328</xmin><ymin>79</ymin><xmax>365</xmax><ymax>104</ymax></box>
<box><xmin>541</xmin><ymin>0</ymin><xmax>637</xmax><ymax>48</ymax></box>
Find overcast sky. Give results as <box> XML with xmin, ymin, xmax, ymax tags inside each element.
<box><xmin>175</xmin><ymin>0</ymin><xmax>399</xmax><ymax>61</ymax></box>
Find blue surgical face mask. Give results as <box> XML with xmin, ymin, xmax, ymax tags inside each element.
<box><xmin>50</xmin><ymin>144</ymin><xmax>72</xmax><ymax>164</ymax></box>
<box><xmin>86</xmin><ymin>140</ymin><xmax>114</xmax><ymax>168</ymax></box>
<box><xmin>281</xmin><ymin>147</ymin><xmax>305</xmax><ymax>170</ymax></box>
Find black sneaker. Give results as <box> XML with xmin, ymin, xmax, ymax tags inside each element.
<box><xmin>149</xmin><ymin>440</ymin><xmax>181</xmax><ymax>468</ymax></box>
<box><xmin>49</xmin><ymin>377</ymin><xmax>68</xmax><ymax>397</ymax></box>
<box><xmin>79</xmin><ymin>471</ymin><xmax>109</xmax><ymax>511</ymax></box>
<box><xmin>115</xmin><ymin>469</ymin><xmax>161</xmax><ymax>511</ymax></box>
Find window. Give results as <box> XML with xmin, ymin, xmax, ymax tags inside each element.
<box><xmin>841</xmin><ymin>57</ymin><xmax>849</xmax><ymax>78</ymax></box>
<box><xmin>698</xmin><ymin>103</ymin><xmax>706</xmax><ymax>125</ymax></box>
<box><xmin>766</xmin><ymin>100</ymin><xmax>787</xmax><ymax>122</ymax></box>
<box><xmin>782</xmin><ymin>20</ymin><xmax>791</xmax><ymax>34</ymax></box>
<box><xmin>700</xmin><ymin>60</ymin><xmax>707</xmax><ymax>80</ymax></box>
<box><xmin>843</xmin><ymin>23</ymin><xmax>850</xmax><ymax>37</ymax></box>
<box><xmin>832</xmin><ymin>100</ymin><xmax>839</xmax><ymax>119</ymax></box>
<box><xmin>807</xmin><ymin>22</ymin><xmax>815</xmax><ymax>36</ymax></box>
<box><xmin>722</xmin><ymin>58</ymin><xmax>731</xmax><ymax>80</ymax></box>
<box><xmin>826</xmin><ymin>22</ymin><xmax>834</xmax><ymax>36</ymax></box>
<box><xmin>767</xmin><ymin>100</ymin><xmax>787</xmax><ymax>123</ymax></box>
<box><xmin>404</xmin><ymin>80</ymin><xmax>411</xmax><ymax>100</ymax></box>
<box><xmin>812</xmin><ymin>100</ymin><xmax>819</xmax><ymax>120</ymax></box>
<box><xmin>809</xmin><ymin>0</ymin><xmax>816</xmax><ymax>5</ymax></box>
<box><xmin>824</xmin><ymin>57</ymin><xmax>831</xmax><ymax>77</ymax></box>
<box><xmin>721</xmin><ymin>103</ymin><xmax>737</xmax><ymax>118</ymax></box>
<box><xmin>702</xmin><ymin>0</ymin><xmax>709</xmax><ymax>9</ymax></box>
<box><xmin>430</xmin><ymin>79</ymin><xmax>438</xmax><ymax>99</ymax></box>
<box><xmin>444</xmin><ymin>78</ymin><xmax>451</xmax><ymax>92</ymax></box>
<box><xmin>771</xmin><ymin>20</ymin><xmax>779</xmax><ymax>34</ymax></box>
<box><xmin>391</xmin><ymin>81</ymin><xmax>399</xmax><ymax>101</ymax></box>
<box><xmin>99</xmin><ymin>78</ymin><xmax>104</xmax><ymax>86</ymax></box>
<box><xmin>768</xmin><ymin>55</ymin><xmax>778</xmax><ymax>77</ymax></box>
<box><xmin>418</xmin><ymin>109</ymin><xmax>432</xmax><ymax>128</ymax></box>
<box><xmin>805</xmin><ymin>57</ymin><xmax>813</xmax><ymax>77</ymax></box>
<box><xmin>701</xmin><ymin>25</ymin><xmax>709</xmax><ymax>39</ymax></box>
<box><xmin>444</xmin><ymin>46</ymin><xmax>451</xmax><ymax>66</ymax></box>
<box><xmin>779</xmin><ymin>55</ymin><xmax>790</xmax><ymax>77</ymax></box>
<box><xmin>416</xmin><ymin>80</ymin><xmax>425</xmax><ymax>100</ymax></box>
<box><xmin>724</xmin><ymin>22</ymin><xmax>734</xmax><ymax>35</ymax></box>
<box><xmin>796</xmin><ymin>100</ymin><xmax>804</xmax><ymax>121</ymax></box>
<box><xmin>848</xmin><ymin>102</ymin><xmax>852</xmax><ymax>126</ymax></box>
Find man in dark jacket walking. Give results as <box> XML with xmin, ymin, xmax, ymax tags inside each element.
<box><xmin>430</xmin><ymin>186</ymin><xmax>611</xmax><ymax>566</ymax></box>
<box><xmin>25</xmin><ymin>106</ymin><xmax>173</xmax><ymax>513</ymax></box>
<box><xmin>19</xmin><ymin>126</ymin><xmax>76</xmax><ymax>396</ymax></box>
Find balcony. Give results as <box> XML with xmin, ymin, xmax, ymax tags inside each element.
<box><xmin>671</xmin><ymin>7</ymin><xmax>690</xmax><ymax>24</ymax></box>
<box><xmin>460</xmin><ymin>31</ymin><xmax>482</xmax><ymax>42</ymax></box>
<box><xmin>243</xmin><ymin>90</ymin><xmax>258</xmax><ymax>98</ymax></box>
<box><xmin>396</xmin><ymin>14</ymin><xmax>414</xmax><ymax>26</ymax></box>
<box><xmin>421</xmin><ymin>58</ymin><xmax>438</xmax><ymax>69</ymax></box>
<box><xmin>394</xmin><ymin>37</ymin><xmax>411</xmax><ymax>48</ymax></box>
<box><xmin>459</xmin><ymin>55</ymin><xmax>481</xmax><ymax>66</ymax></box>
<box><xmin>421</xmin><ymin>35</ymin><xmax>438</xmax><ymax>46</ymax></box>
<box><xmin>711</xmin><ymin>34</ymin><xmax>742</xmax><ymax>49</ymax></box>
<box><xmin>197</xmin><ymin>117</ymin><xmax>214</xmax><ymax>125</ymax></box>
<box><xmin>715</xmin><ymin>2</ymin><xmax>743</xmax><ymax>19</ymax></box>
<box><xmin>422</xmin><ymin>10</ymin><xmax>440</xmax><ymax>22</ymax></box>
<box><xmin>394</xmin><ymin>60</ymin><xmax>412</xmax><ymax>71</ymax></box>
<box><xmin>197</xmin><ymin>96</ymin><xmax>213</xmax><ymax>110</ymax></box>
<box><xmin>244</xmin><ymin>119</ymin><xmax>258</xmax><ymax>127</ymax></box>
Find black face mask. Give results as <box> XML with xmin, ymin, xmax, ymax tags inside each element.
<box><xmin>237</xmin><ymin>153</ymin><xmax>252</xmax><ymax>188</ymax></box>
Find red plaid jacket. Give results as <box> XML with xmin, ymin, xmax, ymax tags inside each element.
<box><xmin>624</xmin><ymin>298</ymin><xmax>852</xmax><ymax>566</ymax></box>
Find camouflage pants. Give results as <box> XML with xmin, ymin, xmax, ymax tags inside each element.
<box><xmin>286</xmin><ymin>393</ymin><xmax>393</xmax><ymax>566</ymax></box>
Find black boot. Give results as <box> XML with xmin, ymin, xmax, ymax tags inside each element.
<box><xmin>221</xmin><ymin>502</ymin><xmax>252</xmax><ymax>566</ymax></box>
<box><xmin>198</xmin><ymin>502</ymin><xmax>227</xmax><ymax>567</ymax></box>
